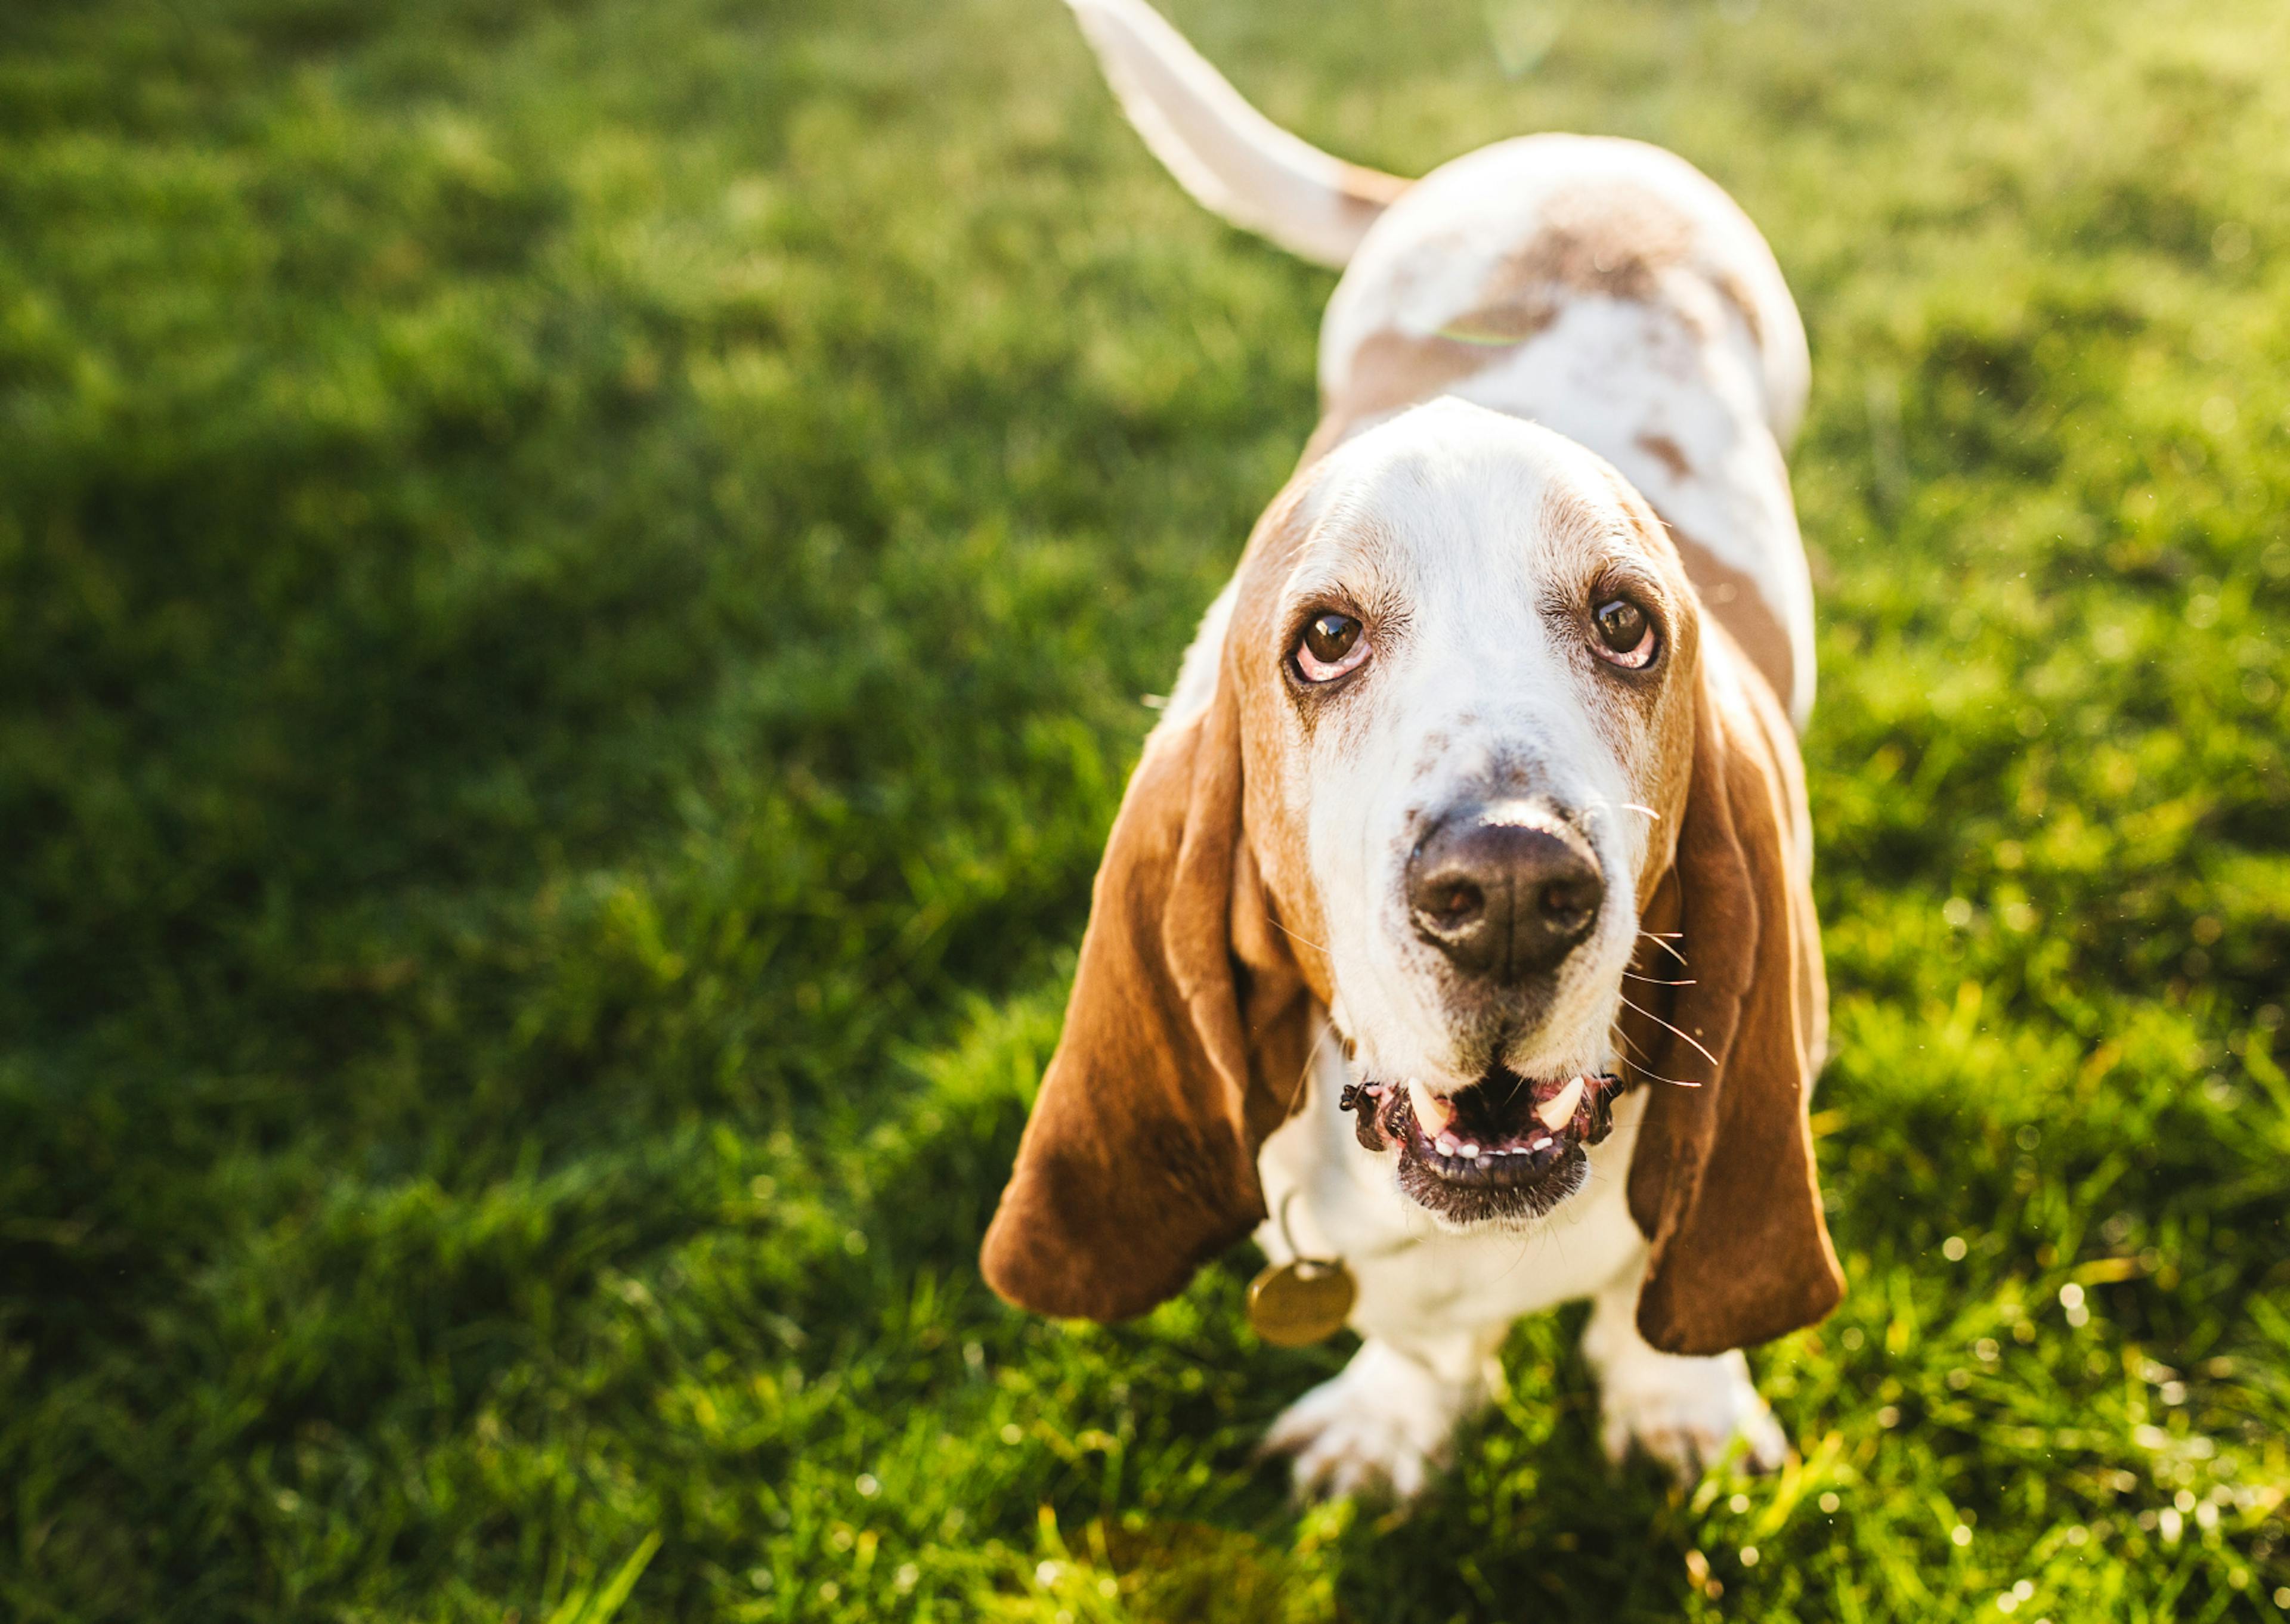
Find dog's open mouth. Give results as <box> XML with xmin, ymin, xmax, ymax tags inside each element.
<box><xmin>1341</xmin><ymin>1069</ymin><xmax>1620</xmax><ymax>1225</ymax></box>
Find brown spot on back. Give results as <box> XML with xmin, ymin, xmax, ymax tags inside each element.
<box><xmin>1300</xmin><ymin>327</ymin><xmax>1514</xmax><ymax>466</ymax></box>
<box><xmin>1663</xmin><ymin>525</ymin><xmax>1794</xmax><ymax>712</ymax></box>
<box><xmin>1480</xmin><ymin>183</ymin><xmax>1695</xmax><ymax>306</ymax></box>
<box><xmin>1636</xmin><ymin>433</ymin><xmax>1692</xmax><ymax>482</ymax></box>
<box><xmin>1710</xmin><ymin>269</ymin><xmax>1765</xmax><ymax>349</ymax></box>
<box><xmin>1310</xmin><ymin>182</ymin><xmax>1717</xmax><ymax>466</ymax></box>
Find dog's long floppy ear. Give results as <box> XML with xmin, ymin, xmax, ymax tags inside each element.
<box><xmin>1625</xmin><ymin>637</ymin><xmax>1844</xmax><ymax>1357</ymax></box>
<box><xmin>980</xmin><ymin>674</ymin><xmax>1313</xmax><ymax>1322</ymax></box>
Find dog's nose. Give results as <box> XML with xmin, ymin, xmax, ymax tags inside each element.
<box><xmin>1406</xmin><ymin>802</ymin><xmax>1604</xmax><ymax>981</ymax></box>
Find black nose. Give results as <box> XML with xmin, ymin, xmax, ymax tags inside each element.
<box><xmin>1406</xmin><ymin>801</ymin><xmax>1605</xmax><ymax>981</ymax></box>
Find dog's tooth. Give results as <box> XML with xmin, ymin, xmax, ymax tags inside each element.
<box><xmin>1460</xmin><ymin>1143</ymin><xmax>1480</xmax><ymax>1159</ymax></box>
<box><xmin>1408</xmin><ymin>1078</ymin><xmax>1457</xmax><ymax>1139</ymax></box>
<box><xmin>1536</xmin><ymin>1077</ymin><xmax>1587</xmax><ymax>1132</ymax></box>
<box><xmin>1530</xmin><ymin>1134</ymin><xmax>1553</xmax><ymax>1151</ymax></box>
<box><xmin>1437</xmin><ymin>1134</ymin><xmax>1460</xmax><ymax>1157</ymax></box>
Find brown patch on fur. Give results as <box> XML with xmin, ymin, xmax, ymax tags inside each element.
<box><xmin>1663</xmin><ymin>526</ymin><xmax>1794</xmax><ymax>721</ymax></box>
<box><xmin>1224</xmin><ymin>476</ymin><xmax>1350</xmax><ymax>998</ymax></box>
<box><xmin>1341</xmin><ymin>162</ymin><xmax>1412</xmax><ymax>209</ymax></box>
<box><xmin>1620</xmin><ymin>637</ymin><xmax>1841</xmax><ymax>1354</ymax></box>
<box><xmin>1228</xmin><ymin>491</ymin><xmax>1340</xmax><ymax>1009</ymax></box>
<box><xmin>1309</xmin><ymin>184</ymin><xmax>1714</xmax><ymax>466</ymax></box>
<box><xmin>1635</xmin><ymin>432</ymin><xmax>1692</xmax><ymax>482</ymax></box>
<box><xmin>979</xmin><ymin>491</ymin><xmax>1326</xmax><ymax>1321</ymax></box>
<box><xmin>1481</xmin><ymin>182</ymin><xmax>1696</xmax><ymax>308</ymax></box>
<box><xmin>1568</xmin><ymin>468</ymin><xmax>1699</xmax><ymax>841</ymax></box>
<box><xmin>1312</xmin><ymin>329</ymin><xmax>1508</xmax><ymax>454</ymax></box>
<box><xmin>1711</xmin><ymin>268</ymin><xmax>1766</xmax><ymax>349</ymax></box>
<box><xmin>1534</xmin><ymin>478</ymin><xmax>1622</xmax><ymax>559</ymax></box>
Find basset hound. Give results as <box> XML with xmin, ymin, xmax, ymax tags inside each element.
<box><xmin>982</xmin><ymin>0</ymin><xmax>1843</xmax><ymax>1499</ymax></box>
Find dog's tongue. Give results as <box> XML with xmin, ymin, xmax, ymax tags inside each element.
<box><xmin>1406</xmin><ymin>1077</ymin><xmax>1456</xmax><ymax>1140</ymax></box>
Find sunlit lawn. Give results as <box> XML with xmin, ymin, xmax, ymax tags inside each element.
<box><xmin>4</xmin><ymin>0</ymin><xmax>2289</xmax><ymax>1617</ymax></box>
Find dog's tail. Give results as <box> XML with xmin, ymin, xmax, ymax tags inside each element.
<box><xmin>1064</xmin><ymin>0</ymin><xmax>1409</xmax><ymax>268</ymax></box>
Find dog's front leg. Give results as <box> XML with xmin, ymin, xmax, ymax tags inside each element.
<box><xmin>1580</xmin><ymin>1257</ymin><xmax>1789</xmax><ymax>1480</ymax></box>
<box><xmin>1259</xmin><ymin>1328</ymin><xmax>1506</xmax><ymax>1501</ymax></box>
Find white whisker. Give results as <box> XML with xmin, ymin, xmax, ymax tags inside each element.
<box><xmin>1618</xmin><ymin>992</ymin><xmax>1721</xmax><ymax>1071</ymax></box>
<box><xmin>1637</xmin><ymin>932</ymin><xmax>1689</xmax><ymax>968</ymax></box>
<box><xmin>1609</xmin><ymin>1020</ymin><xmax>1658</xmax><ymax>1065</ymax></box>
<box><xmin>1582</xmin><ymin>798</ymin><xmax>1661</xmax><ymax>825</ymax></box>
<box><xmin>1266</xmin><ymin>915</ymin><xmax>1331</xmax><ymax>957</ymax></box>
<box><xmin>1607</xmin><ymin>1028</ymin><xmax>1703</xmax><ymax>1089</ymax></box>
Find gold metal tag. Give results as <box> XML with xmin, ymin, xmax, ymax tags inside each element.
<box><xmin>1246</xmin><ymin>1258</ymin><xmax>1357</xmax><ymax>1347</ymax></box>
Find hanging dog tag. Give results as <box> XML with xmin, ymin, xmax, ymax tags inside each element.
<box><xmin>1248</xmin><ymin>1190</ymin><xmax>1356</xmax><ymax>1346</ymax></box>
<box><xmin>1246</xmin><ymin>1257</ymin><xmax>1356</xmax><ymax>1347</ymax></box>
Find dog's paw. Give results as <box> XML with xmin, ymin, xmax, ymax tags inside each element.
<box><xmin>1596</xmin><ymin>1347</ymin><xmax>1787</xmax><ymax>1483</ymax></box>
<box><xmin>1258</xmin><ymin>1340</ymin><xmax>1483</xmax><ymax>1502</ymax></box>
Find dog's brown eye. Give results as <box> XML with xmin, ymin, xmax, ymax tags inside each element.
<box><xmin>1592</xmin><ymin>597</ymin><xmax>1657</xmax><ymax>669</ymax></box>
<box><xmin>1305</xmin><ymin>613</ymin><xmax>1359</xmax><ymax>663</ymax></box>
<box><xmin>1294</xmin><ymin>612</ymin><xmax>1369</xmax><ymax>683</ymax></box>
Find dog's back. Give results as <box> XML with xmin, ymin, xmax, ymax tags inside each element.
<box><xmin>1066</xmin><ymin>0</ymin><xmax>1816</xmax><ymax>725</ymax></box>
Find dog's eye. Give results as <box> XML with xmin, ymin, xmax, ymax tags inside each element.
<box><xmin>1591</xmin><ymin>597</ymin><xmax>1658</xmax><ymax>669</ymax></box>
<box><xmin>1294</xmin><ymin>612</ymin><xmax>1369</xmax><ymax>683</ymax></box>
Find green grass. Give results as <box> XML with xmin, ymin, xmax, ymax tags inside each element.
<box><xmin>3</xmin><ymin>0</ymin><xmax>2288</xmax><ymax>1616</ymax></box>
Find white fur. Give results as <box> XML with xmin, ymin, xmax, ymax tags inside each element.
<box><xmin>1264</xmin><ymin>1026</ymin><xmax>1777</xmax><ymax>1493</ymax></box>
<box><xmin>1582</xmin><ymin>1262</ymin><xmax>1789</xmax><ymax>1479</ymax></box>
<box><xmin>1275</xmin><ymin>409</ymin><xmax>1665</xmax><ymax>1095</ymax></box>
<box><xmin>1256</xmin><ymin>1021</ymin><xmax>1654</xmax><ymax>1350</ymax></box>
<box><xmin>1260</xmin><ymin>1336</ymin><xmax>1497</xmax><ymax>1501</ymax></box>
<box><xmin>1254</xmin><ymin>1025</ymin><xmax>1783</xmax><ymax>1496</ymax></box>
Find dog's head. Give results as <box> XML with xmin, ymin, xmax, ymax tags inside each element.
<box><xmin>982</xmin><ymin>400</ymin><xmax>1840</xmax><ymax>1355</ymax></box>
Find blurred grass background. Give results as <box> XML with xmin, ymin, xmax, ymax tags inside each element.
<box><xmin>3</xmin><ymin>0</ymin><xmax>2289</xmax><ymax>1617</ymax></box>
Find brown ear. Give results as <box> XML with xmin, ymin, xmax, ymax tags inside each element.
<box><xmin>1625</xmin><ymin>637</ymin><xmax>1843</xmax><ymax>1356</ymax></box>
<box><xmin>979</xmin><ymin>676</ymin><xmax>1312</xmax><ymax>1322</ymax></box>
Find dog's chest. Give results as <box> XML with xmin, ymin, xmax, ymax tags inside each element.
<box><xmin>1254</xmin><ymin>1024</ymin><xmax>1651</xmax><ymax>1348</ymax></box>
